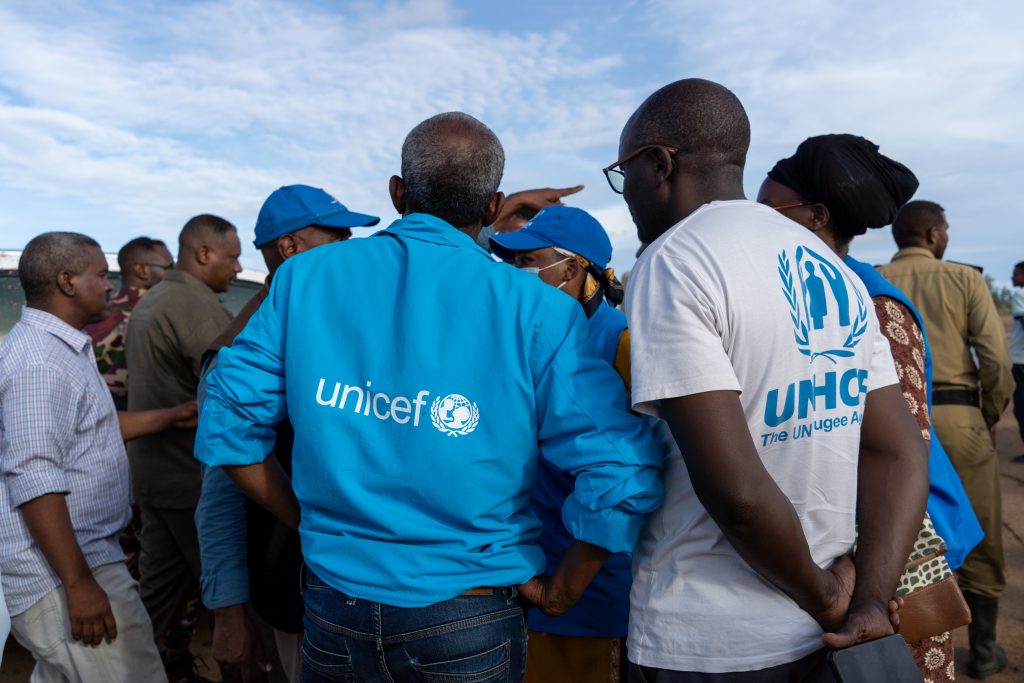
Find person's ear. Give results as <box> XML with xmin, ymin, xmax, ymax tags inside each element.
<box><xmin>808</xmin><ymin>203</ymin><xmax>831</xmax><ymax>232</ymax></box>
<box><xmin>196</xmin><ymin>244</ymin><xmax>211</xmax><ymax>266</ymax></box>
<box><xmin>276</xmin><ymin>234</ymin><xmax>299</xmax><ymax>260</ymax></box>
<box><xmin>563</xmin><ymin>256</ymin><xmax>582</xmax><ymax>280</ymax></box>
<box><xmin>483</xmin><ymin>192</ymin><xmax>506</xmax><ymax>228</ymax></box>
<box><xmin>56</xmin><ymin>270</ymin><xmax>75</xmax><ymax>297</ymax></box>
<box><xmin>132</xmin><ymin>262</ymin><xmax>148</xmax><ymax>282</ymax></box>
<box><xmin>651</xmin><ymin>147</ymin><xmax>675</xmax><ymax>186</ymax></box>
<box><xmin>389</xmin><ymin>176</ymin><xmax>407</xmax><ymax>215</ymax></box>
<box><xmin>925</xmin><ymin>224</ymin><xmax>939</xmax><ymax>246</ymax></box>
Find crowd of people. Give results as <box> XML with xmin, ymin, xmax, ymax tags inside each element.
<box><xmin>1</xmin><ymin>77</ymin><xmax>1022</xmax><ymax>683</ymax></box>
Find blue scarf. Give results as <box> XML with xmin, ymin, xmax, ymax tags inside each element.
<box><xmin>845</xmin><ymin>256</ymin><xmax>982</xmax><ymax>569</ymax></box>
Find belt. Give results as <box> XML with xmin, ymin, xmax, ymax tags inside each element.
<box><xmin>932</xmin><ymin>389</ymin><xmax>980</xmax><ymax>407</ymax></box>
<box><xmin>461</xmin><ymin>587</ymin><xmax>496</xmax><ymax>596</ymax></box>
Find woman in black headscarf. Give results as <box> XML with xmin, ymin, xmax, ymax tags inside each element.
<box><xmin>758</xmin><ymin>135</ymin><xmax>978</xmax><ymax>682</ymax></box>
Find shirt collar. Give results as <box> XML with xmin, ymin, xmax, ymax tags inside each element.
<box><xmin>163</xmin><ymin>268</ymin><xmax>217</xmax><ymax>293</ymax></box>
<box><xmin>891</xmin><ymin>246</ymin><xmax>937</xmax><ymax>261</ymax></box>
<box><xmin>20</xmin><ymin>306</ymin><xmax>92</xmax><ymax>353</ymax></box>
<box><xmin>380</xmin><ymin>213</ymin><xmax>491</xmax><ymax>258</ymax></box>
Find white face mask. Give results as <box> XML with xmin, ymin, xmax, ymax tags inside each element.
<box><xmin>519</xmin><ymin>257</ymin><xmax>571</xmax><ymax>288</ymax></box>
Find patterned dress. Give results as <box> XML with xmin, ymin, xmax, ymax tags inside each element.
<box><xmin>876</xmin><ymin>296</ymin><xmax>955</xmax><ymax>683</ymax></box>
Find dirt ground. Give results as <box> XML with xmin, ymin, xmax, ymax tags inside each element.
<box><xmin>3</xmin><ymin>412</ymin><xmax>1024</xmax><ymax>682</ymax></box>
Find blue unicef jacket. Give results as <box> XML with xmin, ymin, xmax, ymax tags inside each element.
<box><xmin>195</xmin><ymin>213</ymin><xmax>664</xmax><ymax>607</ymax></box>
<box><xmin>845</xmin><ymin>256</ymin><xmax>982</xmax><ymax>569</ymax></box>
<box><xmin>530</xmin><ymin>302</ymin><xmax>633</xmax><ymax>637</ymax></box>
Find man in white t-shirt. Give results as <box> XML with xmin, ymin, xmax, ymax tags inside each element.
<box><xmin>605</xmin><ymin>79</ymin><xmax>929</xmax><ymax>680</ymax></box>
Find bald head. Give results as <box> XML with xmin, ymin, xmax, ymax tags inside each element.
<box><xmin>623</xmin><ymin>78</ymin><xmax>750</xmax><ymax>170</ymax></box>
<box><xmin>617</xmin><ymin>79</ymin><xmax>749</xmax><ymax>243</ymax></box>
<box><xmin>398</xmin><ymin>112</ymin><xmax>505</xmax><ymax>229</ymax></box>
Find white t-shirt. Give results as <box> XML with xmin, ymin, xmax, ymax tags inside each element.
<box><xmin>1011</xmin><ymin>287</ymin><xmax>1024</xmax><ymax>365</ymax></box>
<box><xmin>626</xmin><ymin>201</ymin><xmax>899</xmax><ymax>673</ymax></box>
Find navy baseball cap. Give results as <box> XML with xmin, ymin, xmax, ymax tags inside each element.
<box><xmin>489</xmin><ymin>205</ymin><xmax>613</xmax><ymax>269</ymax></box>
<box><xmin>253</xmin><ymin>185</ymin><xmax>380</xmax><ymax>248</ymax></box>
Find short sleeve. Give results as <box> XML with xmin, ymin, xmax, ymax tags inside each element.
<box><xmin>1012</xmin><ymin>288</ymin><xmax>1024</xmax><ymax>318</ymax></box>
<box><xmin>628</xmin><ymin>250</ymin><xmax>740</xmax><ymax>416</ymax></box>
<box><xmin>1</xmin><ymin>365</ymin><xmax>76</xmax><ymax>506</ymax></box>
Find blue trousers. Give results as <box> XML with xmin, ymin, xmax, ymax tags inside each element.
<box><xmin>301</xmin><ymin>570</ymin><xmax>527</xmax><ymax>682</ymax></box>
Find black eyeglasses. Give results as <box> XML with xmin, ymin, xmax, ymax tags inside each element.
<box><xmin>602</xmin><ymin>144</ymin><xmax>679</xmax><ymax>194</ymax></box>
<box><xmin>141</xmin><ymin>262</ymin><xmax>174</xmax><ymax>270</ymax></box>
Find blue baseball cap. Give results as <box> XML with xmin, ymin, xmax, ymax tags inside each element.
<box><xmin>489</xmin><ymin>205</ymin><xmax>613</xmax><ymax>269</ymax></box>
<box><xmin>253</xmin><ymin>185</ymin><xmax>380</xmax><ymax>248</ymax></box>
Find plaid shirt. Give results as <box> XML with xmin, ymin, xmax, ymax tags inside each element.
<box><xmin>0</xmin><ymin>307</ymin><xmax>129</xmax><ymax>616</ymax></box>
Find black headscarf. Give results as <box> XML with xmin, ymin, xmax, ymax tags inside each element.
<box><xmin>767</xmin><ymin>134</ymin><xmax>919</xmax><ymax>237</ymax></box>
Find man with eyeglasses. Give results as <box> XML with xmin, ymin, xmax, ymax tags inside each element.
<box><xmin>611</xmin><ymin>79</ymin><xmax>928</xmax><ymax>681</ymax></box>
<box><xmin>85</xmin><ymin>237</ymin><xmax>174</xmax><ymax>411</ymax></box>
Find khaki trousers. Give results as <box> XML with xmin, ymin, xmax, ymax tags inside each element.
<box><xmin>932</xmin><ymin>403</ymin><xmax>1006</xmax><ymax>597</ymax></box>
<box><xmin>9</xmin><ymin>562</ymin><xmax>167</xmax><ymax>683</ymax></box>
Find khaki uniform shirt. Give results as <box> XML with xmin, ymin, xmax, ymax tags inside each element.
<box><xmin>126</xmin><ymin>270</ymin><xmax>233</xmax><ymax>508</ymax></box>
<box><xmin>879</xmin><ymin>247</ymin><xmax>1012</xmax><ymax>428</ymax></box>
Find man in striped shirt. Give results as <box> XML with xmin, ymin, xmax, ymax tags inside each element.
<box><xmin>0</xmin><ymin>232</ymin><xmax>168</xmax><ymax>683</ymax></box>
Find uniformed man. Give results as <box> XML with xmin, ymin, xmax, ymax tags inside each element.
<box><xmin>879</xmin><ymin>199</ymin><xmax>1014</xmax><ymax>680</ymax></box>
<box><xmin>85</xmin><ymin>237</ymin><xmax>174</xmax><ymax>410</ymax></box>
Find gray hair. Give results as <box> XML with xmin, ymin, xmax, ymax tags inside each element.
<box><xmin>19</xmin><ymin>231</ymin><xmax>101</xmax><ymax>304</ymax></box>
<box><xmin>401</xmin><ymin>112</ymin><xmax>505</xmax><ymax>228</ymax></box>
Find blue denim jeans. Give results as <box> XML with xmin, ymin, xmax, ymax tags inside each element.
<box><xmin>301</xmin><ymin>569</ymin><xmax>527</xmax><ymax>682</ymax></box>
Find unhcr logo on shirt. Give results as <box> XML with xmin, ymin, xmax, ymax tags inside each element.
<box><xmin>777</xmin><ymin>245</ymin><xmax>868</xmax><ymax>364</ymax></box>
<box><xmin>314</xmin><ymin>379</ymin><xmax>480</xmax><ymax>438</ymax></box>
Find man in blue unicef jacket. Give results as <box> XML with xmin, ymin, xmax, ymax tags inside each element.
<box><xmin>194</xmin><ymin>112</ymin><xmax>664</xmax><ymax>683</ymax></box>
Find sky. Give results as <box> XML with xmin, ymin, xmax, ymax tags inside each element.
<box><xmin>1</xmin><ymin>0</ymin><xmax>1022</xmax><ymax>283</ymax></box>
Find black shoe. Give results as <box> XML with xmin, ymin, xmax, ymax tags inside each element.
<box><xmin>967</xmin><ymin>643</ymin><xmax>1008</xmax><ymax>680</ymax></box>
<box><xmin>965</xmin><ymin>592</ymin><xmax>1009</xmax><ymax>680</ymax></box>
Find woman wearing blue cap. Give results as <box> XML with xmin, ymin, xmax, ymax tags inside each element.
<box><xmin>490</xmin><ymin>205</ymin><xmax>634</xmax><ymax>683</ymax></box>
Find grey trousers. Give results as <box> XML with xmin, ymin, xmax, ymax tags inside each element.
<box><xmin>10</xmin><ymin>562</ymin><xmax>168</xmax><ymax>683</ymax></box>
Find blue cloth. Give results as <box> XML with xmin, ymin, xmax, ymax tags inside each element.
<box><xmin>195</xmin><ymin>213</ymin><xmax>664</xmax><ymax>608</ymax></box>
<box><xmin>302</xmin><ymin>569</ymin><xmax>526</xmax><ymax>682</ymax></box>
<box><xmin>528</xmin><ymin>302</ymin><xmax>633</xmax><ymax>637</ymax></box>
<box><xmin>194</xmin><ymin>354</ymin><xmax>251</xmax><ymax>611</ymax></box>
<box><xmin>844</xmin><ymin>257</ymin><xmax>983</xmax><ymax>569</ymax></box>
<box><xmin>0</xmin><ymin>308</ymin><xmax>130</xmax><ymax>616</ymax></box>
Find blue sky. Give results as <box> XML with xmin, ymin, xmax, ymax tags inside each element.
<box><xmin>1</xmin><ymin>0</ymin><xmax>1021</xmax><ymax>282</ymax></box>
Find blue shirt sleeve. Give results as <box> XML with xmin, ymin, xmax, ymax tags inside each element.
<box><xmin>195</xmin><ymin>267</ymin><xmax>290</xmax><ymax>467</ymax></box>
<box><xmin>195</xmin><ymin>464</ymin><xmax>250</xmax><ymax>609</ymax></box>
<box><xmin>531</xmin><ymin>301</ymin><xmax>664</xmax><ymax>554</ymax></box>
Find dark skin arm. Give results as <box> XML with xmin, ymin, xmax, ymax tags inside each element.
<box><xmin>660</xmin><ymin>390</ymin><xmax>854</xmax><ymax>630</ymax></box>
<box><xmin>20</xmin><ymin>493</ymin><xmax>117</xmax><ymax>646</ymax></box>
<box><xmin>517</xmin><ymin>540</ymin><xmax>611</xmax><ymax>616</ymax></box>
<box><xmin>116</xmin><ymin>400</ymin><xmax>198</xmax><ymax>442</ymax></box>
<box><xmin>221</xmin><ymin>458</ymin><xmax>300</xmax><ymax>531</ymax></box>
<box><xmin>823</xmin><ymin>383</ymin><xmax>929</xmax><ymax>648</ymax></box>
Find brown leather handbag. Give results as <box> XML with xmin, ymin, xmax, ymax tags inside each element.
<box><xmin>894</xmin><ymin>517</ymin><xmax>971</xmax><ymax>642</ymax></box>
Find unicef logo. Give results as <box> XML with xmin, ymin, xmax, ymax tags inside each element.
<box><xmin>777</xmin><ymin>246</ymin><xmax>868</xmax><ymax>364</ymax></box>
<box><xmin>430</xmin><ymin>394</ymin><xmax>480</xmax><ymax>437</ymax></box>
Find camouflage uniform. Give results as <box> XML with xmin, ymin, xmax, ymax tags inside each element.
<box><xmin>85</xmin><ymin>286</ymin><xmax>144</xmax><ymax>405</ymax></box>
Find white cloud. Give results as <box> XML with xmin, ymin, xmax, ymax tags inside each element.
<box><xmin>0</xmin><ymin>0</ymin><xmax>640</xmax><ymax>262</ymax></box>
